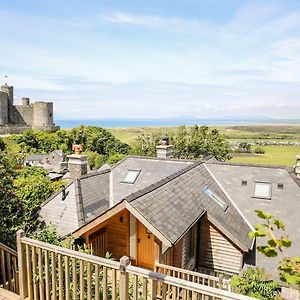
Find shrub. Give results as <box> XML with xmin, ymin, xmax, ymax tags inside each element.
<box><xmin>254</xmin><ymin>147</ymin><xmax>266</xmax><ymax>154</ymax></box>
<box><xmin>231</xmin><ymin>267</ymin><xmax>281</xmax><ymax>299</ymax></box>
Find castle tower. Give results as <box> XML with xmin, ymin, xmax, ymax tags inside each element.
<box><xmin>22</xmin><ymin>97</ymin><xmax>30</xmax><ymax>106</ymax></box>
<box><xmin>0</xmin><ymin>92</ymin><xmax>8</xmax><ymax>125</ymax></box>
<box><xmin>33</xmin><ymin>102</ymin><xmax>54</xmax><ymax>128</ymax></box>
<box><xmin>1</xmin><ymin>84</ymin><xmax>14</xmax><ymax>106</ymax></box>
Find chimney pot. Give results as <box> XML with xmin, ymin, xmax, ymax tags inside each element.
<box><xmin>156</xmin><ymin>135</ymin><xmax>173</xmax><ymax>159</ymax></box>
<box><xmin>67</xmin><ymin>153</ymin><xmax>88</xmax><ymax>180</ymax></box>
<box><xmin>72</xmin><ymin>144</ymin><xmax>84</xmax><ymax>154</ymax></box>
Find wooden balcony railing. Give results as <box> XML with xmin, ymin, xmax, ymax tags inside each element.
<box><xmin>155</xmin><ymin>262</ymin><xmax>232</xmax><ymax>293</ymax></box>
<box><xmin>16</xmin><ymin>230</ymin><xmax>257</xmax><ymax>300</ymax></box>
<box><xmin>0</xmin><ymin>241</ymin><xmax>19</xmax><ymax>294</ymax></box>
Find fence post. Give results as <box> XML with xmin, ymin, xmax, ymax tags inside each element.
<box><xmin>17</xmin><ymin>230</ymin><xmax>28</xmax><ymax>300</ymax></box>
<box><xmin>119</xmin><ymin>256</ymin><xmax>130</xmax><ymax>300</ymax></box>
<box><xmin>218</xmin><ymin>273</ymin><xmax>223</xmax><ymax>290</ymax></box>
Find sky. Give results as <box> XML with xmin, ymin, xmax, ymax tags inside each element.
<box><xmin>0</xmin><ymin>0</ymin><xmax>300</xmax><ymax>121</ymax></box>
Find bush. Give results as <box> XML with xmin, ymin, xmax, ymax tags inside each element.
<box><xmin>254</xmin><ymin>147</ymin><xmax>266</xmax><ymax>154</ymax></box>
<box><xmin>231</xmin><ymin>267</ymin><xmax>281</xmax><ymax>299</ymax></box>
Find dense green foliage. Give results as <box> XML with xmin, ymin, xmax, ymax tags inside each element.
<box><xmin>71</xmin><ymin>126</ymin><xmax>130</xmax><ymax>157</ymax></box>
<box><xmin>11</xmin><ymin>126</ymin><xmax>130</xmax><ymax>169</ymax></box>
<box><xmin>231</xmin><ymin>267</ymin><xmax>281</xmax><ymax>299</ymax></box>
<box><xmin>250</xmin><ymin>210</ymin><xmax>300</xmax><ymax>287</ymax></box>
<box><xmin>0</xmin><ymin>151</ymin><xmax>21</xmax><ymax>247</ymax></box>
<box><xmin>0</xmin><ymin>153</ymin><xmax>62</xmax><ymax>247</ymax></box>
<box><xmin>131</xmin><ymin>125</ymin><xmax>230</xmax><ymax>160</ymax></box>
<box><xmin>0</xmin><ymin>137</ymin><xmax>6</xmax><ymax>151</ymax></box>
<box><xmin>13</xmin><ymin>167</ymin><xmax>56</xmax><ymax>234</ymax></box>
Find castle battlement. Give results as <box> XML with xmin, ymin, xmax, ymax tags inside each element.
<box><xmin>0</xmin><ymin>84</ymin><xmax>60</xmax><ymax>134</ymax></box>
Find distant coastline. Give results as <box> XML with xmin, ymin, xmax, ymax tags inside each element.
<box><xmin>56</xmin><ymin>118</ymin><xmax>300</xmax><ymax>129</ymax></box>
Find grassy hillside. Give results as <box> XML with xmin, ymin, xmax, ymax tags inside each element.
<box><xmin>109</xmin><ymin>125</ymin><xmax>300</xmax><ymax>166</ymax></box>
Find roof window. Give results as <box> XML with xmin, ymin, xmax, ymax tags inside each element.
<box><xmin>122</xmin><ymin>169</ymin><xmax>141</xmax><ymax>184</ymax></box>
<box><xmin>254</xmin><ymin>181</ymin><xmax>271</xmax><ymax>199</ymax></box>
<box><xmin>203</xmin><ymin>186</ymin><xmax>229</xmax><ymax>211</ymax></box>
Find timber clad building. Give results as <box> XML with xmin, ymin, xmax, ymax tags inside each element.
<box><xmin>40</xmin><ymin>142</ymin><xmax>300</xmax><ymax>276</ymax></box>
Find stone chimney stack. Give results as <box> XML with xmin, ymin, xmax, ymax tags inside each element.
<box><xmin>295</xmin><ymin>155</ymin><xmax>300</xmax><ymax>179</ymax></box>
<box><xmin>67</xmin><ymin>144</ymin><xmax>88</xmax><ymax>181</ymax></box>
<box><xmin>156</xmin><ymin>136</ymin><xmax>174</xmax><ymax>159</ymax></box>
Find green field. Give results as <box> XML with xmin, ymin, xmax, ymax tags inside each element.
<box><xmin>109</xmin><ymin>125</ymin><xmax>300</xmax><ymax>145</ymax></box>
<box><xmin>230</xmin><ymin>146</ymin><xmax>299</xmax><ymax>166</ymax></box>
<box><xmin>109</xmin><ymin>125</ymin><xmax>300</xmax><ymax>167</ymax></box>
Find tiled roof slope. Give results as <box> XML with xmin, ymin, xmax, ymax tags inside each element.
<box><xmin>128</xmin><ymin>162</ymin><xmax>252</xmax><ymax>249</ymax></box>
<box><xmin>77</xmin><ymin>170</ymin><xmax>110</xmax><ymax>223</ymax></box>
<box><xmin>111</xmin><ymin>156</ymin><xmax>194</xmax><ymax>205</ymax></box>
<box><xmin>205</xmin><ymin>162</ymin><xmax>300</xmax><ymax>274</ymax></box>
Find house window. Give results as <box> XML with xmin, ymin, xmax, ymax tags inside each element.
<box><xmin>122</xmin><ymin>169</ymin><xmax>141</xmax><ymax>184</ymax></box>
<box><xmin>253</xmin><ymin>181</ymin><xmax>271</xmax><ymax>199</ymax></box>
<box><xmin>203</xmin><ymin>186</ymin><xmax>229</xmax><ymax>211</ymax></box>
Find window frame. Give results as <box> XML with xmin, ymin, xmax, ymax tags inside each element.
<box><xmin>202</xmin><ymin>186</ymin><xmax>229</xmax><ymax>211</ymax></box>
<box><xmin>253</xmin><ymin>181</ymin><xmax>272</xmax><ymax>200</ymax></box>
<box><xmin>121</xmin><ymin>169</ymin><xmax>141</xmax><ymax>184</ymax></box>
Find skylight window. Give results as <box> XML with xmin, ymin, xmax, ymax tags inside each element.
<box><xmin>254</xmin><ymin>181</ymin><xmax>271</xmax><ymax>199</ymax></box>
<box><xmin>122</xmin><ymin>169</ymin><xmax>141</xmax><ymax>184</ymax></box>
<box><xmin>203</xmin><ymin>186</ymin><xmax>229</xmax><ymax>211</ymax></box>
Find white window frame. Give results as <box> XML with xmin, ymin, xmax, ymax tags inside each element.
<box><xmin>253</xmin><ymin>181</ymin><xmax>272</xmax><ymax>200</ymax></box>
<box><xmin>121</xmin><ymin>169</ymin><xmax>141</xmax><ymax>184</ymax></box>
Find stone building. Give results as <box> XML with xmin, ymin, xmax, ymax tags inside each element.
<box><xmin>0</xmin><ymin>84</ymin><xmax>59</xmax><ymax>134</ymax></box>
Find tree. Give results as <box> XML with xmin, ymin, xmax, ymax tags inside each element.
<box><xmin>249</xmin><ymin>210</ymin><xmax>300</xmax><ymax>287</ymax></box>
<box><xmin>14</xmin><ymin>167</ymin><xmax>55</xmax><ymax>234</ymax></box>
<box><xmin>0</xmin><ymin>152</ymin><xmax>21</xmax><ymax>248</ymax></box>
<box><xmin>131</xmin><ymin>125</ymin><xmax>230</xmax><ymax>161</ymax></box>
<box><xmin>71</xmin><ymin>126</ymin><xmax>130</xmax><ymax>156</ymax></box>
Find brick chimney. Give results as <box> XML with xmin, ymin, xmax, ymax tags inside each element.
<box><xmin>67</xmin><ymin>144</ymin><xmax>88</xmax><ymax>180</ymax></box>
<box><xmin>156</xmin><ymin>136</ymin><xmax>174</xmax><ymax>159</ymax></box>
<box><xmin>295</xmin><ymin>155</ymin><xmax>300</xmax><ymax>179</ymax></box>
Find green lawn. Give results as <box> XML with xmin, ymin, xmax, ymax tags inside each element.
<box><xmin>230</xmin><ymin>146</ymin><xmax>300</xmax><ymax>167</ymax></box>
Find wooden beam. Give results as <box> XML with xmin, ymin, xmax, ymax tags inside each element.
<box><xmin>73</xmin><ymin>201</ymin><xmax>126</xmax><ymax>237</ymax></box>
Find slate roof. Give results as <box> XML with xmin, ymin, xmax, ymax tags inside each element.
<box><xmin>127</xmin><ymin>162</ymin><xmax>252</xmax><ymax>249</ymax></box>
<box><xmin>205</xmin><ymin>161</ymin><xmax>300</xmax><ymax>274</ymax></box>
<box><xmin>77</xmin><ymin>170</ymin><xmax>110</xmax><ymax>223</ymax></box>
<box><xmin>27</xmin><ymin>154</ymin><xmax>48</xmax><ymax>161</ymax></box>
<box><xmin>41</xmin><ymin>155</ymin><xmax>300</xmax><ymax>260</ymax></box>
<box><xmin>110</xmin><ymin>156</ymin><xmax>194</xmax><ymax>205</ymax></box>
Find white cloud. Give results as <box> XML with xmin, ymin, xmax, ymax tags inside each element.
<box><xmin>102</xmin><ymin>12</ymin><xmax>214</xmax><ymax>35</ymax></box>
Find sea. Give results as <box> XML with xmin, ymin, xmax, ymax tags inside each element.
<box><xmin>56</xmin><ymin>118</ymin><xmax>300</xmax><ymax>129</ymax></box>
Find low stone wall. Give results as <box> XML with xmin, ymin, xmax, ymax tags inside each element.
<box><xmin>0</xmin><ymin>125</ymin><xmax>60</xmax><ymax>135</ymax></box>
<box><xmin>0</xmin><ymin>125</ymin><xmax>31</xmax><ymax>135</ymax></box>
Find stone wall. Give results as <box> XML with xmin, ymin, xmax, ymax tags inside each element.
<box><xmin>0</xmin><ymin>125</ymin><xmax>31</xmax><ymax>135</ymax></box>
<box><xmin>14</xmin><ymin>105</ymin><xmax>34</xmax><ymax>125</ymax></box>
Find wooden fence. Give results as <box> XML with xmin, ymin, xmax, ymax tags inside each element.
<box><xmin>16</xmin><ymin>230</ymin><xmax>257</xmax><ymax>300</ymax></box>
<box><xmin>0</xmin><ymin>242</ymin><xmax>19</xmax><ymax>294</ymax></box>
<box><xmin>155</xmin><ymin>263</ymin><xmax>231</xmax><ymax>292</ymax></box>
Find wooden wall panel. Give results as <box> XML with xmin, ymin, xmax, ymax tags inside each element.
<box><xmin>199</xmin><ymin>216</ymin><xmax>243</xmax><ymax>274</ymax></box>
<box><xmin>83</xmin><ymin>209</ymin><xmax>130</xmax><ymax>261</ymax></box>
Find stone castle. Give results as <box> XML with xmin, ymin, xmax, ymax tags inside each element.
<box><xmin>0</xmin><ymin>84</ymin><xmax>59</xmax><ymax>134</ymax></box>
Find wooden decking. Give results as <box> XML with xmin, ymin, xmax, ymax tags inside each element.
<box><xmin>0</xmin><ymin>288</ymin><xmax>20</xmax><ymax>300</ymax></box>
